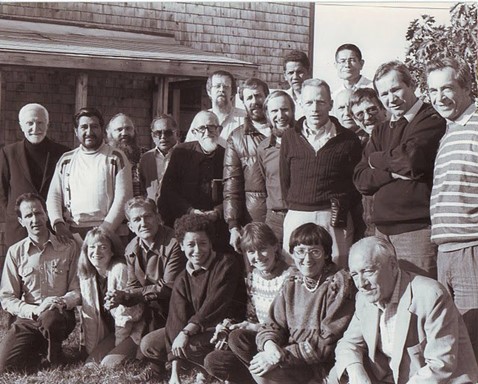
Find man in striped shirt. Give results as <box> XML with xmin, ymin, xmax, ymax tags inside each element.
<box><xmin>427</xmin><ymin>57</ymin><xmax>478</xmax><ymax>362</ymax></box>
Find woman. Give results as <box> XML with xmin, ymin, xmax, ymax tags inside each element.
<box><xmin>139</xmin><ymin>213</ymin><xmax>247</xmax><ymax>384</ymax></box>
<box><xmin>204</xmin><ymin>222</ymin><xmax>291</xmax><ymax>383</ymax></box>
<box><xmin>77</xmin><ymin>227</ymin><xmax>144</xmax><ymax>367</ymax></box>
<box><xmin>232</xmin><ymin>223</ymin><xmax>356</xmax><ymax>384</ymax></box>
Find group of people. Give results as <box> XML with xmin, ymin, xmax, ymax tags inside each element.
<box><xmin>0</xmin><ymin>43</ymin><xmax>477</xmax><ymax>384</ymax></box>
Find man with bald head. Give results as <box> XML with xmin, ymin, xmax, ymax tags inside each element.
<box><xmin>0</xmin><ymin>103</ymin><xmax>69</xmax><ymax>249</ymax></box>
<box><xmin>330</xmin><ymin>236</ymin><xmax>478</xmax><ymax>384</ymax></box>
<box><xmin>106</xmin><ymin>113</ymin><xmax>147</xmax><ymax>197</ymax></box>
<box><xmin>159</xmin><ymin>110</ymin><xmax>229</xmax><ymax>251</ymax></box>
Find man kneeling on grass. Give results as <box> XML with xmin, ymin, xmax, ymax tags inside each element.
<box><xmin>0</xmin><ymin>193</ymin><xmax>80</xmax><ymax>373</ymax></box>
<box><xmin>140</xmin><ymin>213</ymin><xmax>247</xmax><ymax>383</ymax></box>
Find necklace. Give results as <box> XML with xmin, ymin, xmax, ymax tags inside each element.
<box><xmin>303</xmin><ymin>275</ymin><xmax>322</xmax><ymax>292</ymax></box>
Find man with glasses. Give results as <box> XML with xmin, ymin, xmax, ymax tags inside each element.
<box><xmin>159</xmin><ymin>111</ymin><xmax>230</xmax><ymax>251</ymax></box>
<box><xmin>185</xmin><ymin>70</ymin><xmax>246</xmax><ymax>147</ymax></box>
<box><xmin>332</xmin><ymin>44</ymin><xmax>373</xmax><ymax>101</ymax></box>
<box><xmin>139</xmin><ymin>114</ymin><xmax>179</xmax><ymax>202</ymax></box>
<box><xmin>47</xmin><ymin>107</ymin><xmax>132</xmax><ymax>241</ymax></box>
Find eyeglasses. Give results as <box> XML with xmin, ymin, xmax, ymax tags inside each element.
<box><xmin>152</xmin><ymin>129</ymin><xmax>175</xmax><ymax>138</ymax></box>
<box><xmin>293</xmin><ymin>247</ymin><xmax>324</xmax><ymax>260</ymax></box>
<box><xmin>353</xmin><ymin>106</ymin><xmax>380</xmax><ymax>121</ymax></box>
<box><xmin>337</xmin><ymin>58</ymin><xmax>359</xmax><ymax>66</ymax></box>
<box><xmin>193</xmin><ymin>125</ymin><xmax>221</xmax><ymax>135</ymax></box>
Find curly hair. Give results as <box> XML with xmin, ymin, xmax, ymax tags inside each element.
<box><xmin>174</xmin><ymin>213</ymin><xmax>215</xmax><ymax>244</ymax></box>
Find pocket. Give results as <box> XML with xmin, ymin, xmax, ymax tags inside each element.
<box><xmin>406</xmin><ymin>338</ymin><xmax>427</xmax><ymax>374</ymax></box>
<box><xmin>19</xmin><ymin>265</ymin><xmax>34</xmax><ymax>278</ymax></box>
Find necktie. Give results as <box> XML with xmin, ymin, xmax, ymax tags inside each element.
<box><xmin>390</xmin><ymin>116</ymin><xmax>408</xmax><ymax>130</ymax></box>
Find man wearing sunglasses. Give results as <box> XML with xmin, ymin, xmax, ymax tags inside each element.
<box><xmin>160</xmin><ymin>111</ymin><xmax>230</xmax><ymax>251</ymax></box>
<box><xmin>139</xmin><ymin>114</ymin><xmax>179</xmax><ymax>202</ymax></box>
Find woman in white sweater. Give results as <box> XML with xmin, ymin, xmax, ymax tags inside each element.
<box><xmin>77</xmin><ymin>227</ymin><xmax>144</xmax><ymax>367</ymax></box>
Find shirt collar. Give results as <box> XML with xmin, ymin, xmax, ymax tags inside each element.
<box><xmin>186</xmin><ymin>251</ymin><xmax>216</xmax><ymax>276</ymax></box>
<box><xmin>303</xmin><ymin>118</ymin><xmax>334</xmax><ymax>138</ymax></box>
<box><xmin>25</xmin><ymin>231</ymin><xmax>62</xmax><ymax>252</ymax></box>
<box><xmin>139</xmin><ymin>232</ymin><xmax>162</xmax><ymax>255</ymax></box>
<box><xmin>451</xmin><ymin>103</ymin><xmax>477</xmax><ymax>126</ymax></box>
<box><xmin>155</xmin><ymin>144</ymin><xmax>176</xmax><ymax>158</ymax></box>
<box><xmin>392</xmin><ymin>99</ymin><xmax>423</xmax><ymax>123</ymax></box>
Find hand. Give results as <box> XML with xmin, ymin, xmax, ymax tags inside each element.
<box><xmin>249</xmin><ymin>351</ymin><xmax>279</xmax><ymax>376</ymax></box>
<box><xmin>263</xmin><ymin>340</ymin><xmax>286</xmax><ymax>364</ymax></box>
<box><xmin>391</xmin><ymin>172</ymin><xmax>412</xmax><ymax>180</ymax></box>
<box><xmin>229</xmin><ymin>227</ymin><xmax>242</xmax><ymax>253</ymax></box>
<box><xmin>37</xmin><ymin>296</ymin><xmax>66</xmax><ymax>315</ymax></box>
<box><xmin>104</xmin><ymin>290</ymin><xmax>127</xmax><ymax>309</ymax></box>
<box><xmin>230</xmin><ymin>321</ymin><xmax>260</xmax><ymax>332</ymax></box>
<box><xmin>171</xmin><ymin>332</ymin><xmax>189</xmax><ymax>359</ymax></box>
<box><xmin>210</xmin><ymin>319</ymin><xmax>231</xmax><ymax>344</ymax></box>
<box><xmin>54</xmin><ymin>222</ymin><xmax>74</xmax><ymax>244</ymax></box>
<box><xmin>347</xmin><ymin>363</ymin><xmax>372</xmax><ymax>384</ymax></box>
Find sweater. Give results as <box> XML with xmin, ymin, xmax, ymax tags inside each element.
<box><xmin>256</xmin><ymin>265</ymin><xmax>355</xmax><ymax>367</ymax></box>
<box><xmin>280</xmin><ymin>116</ymin><xmax>362</xmax><ymax>211</ymax></box>
<box><xmin>47</xmin><ymin>143</ymin><xmax>132</xmax><ymax>231</ymax></box>
<box><xmin>354</xmin><ymin>102</ymin><xmax>446</xmax><ymax>234</ymax></box>
<box><xmin>430</xmin><ymin>106</ymin><xmax>478</xmax><ymax>250</ymax></box>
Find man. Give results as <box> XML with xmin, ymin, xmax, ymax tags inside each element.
<box><xmin>333</xmin><ymin>88</ymin><xmax>360</xmax><ymax>131</ymax></box>
<box><xmin>160</xmin><ymin>111</ymin><xmax>229</xmax><ymax>251</ymax></box>
<box><xmin>332</xmin><ymin>43</ymin><xmax>373</xmax><ymax>101</ymax></box>
<box><xmin>349</xmin><ymin>87</ymin><xmax>387</xmax><ymax>147</ymax></box>
<box><xmin>223</xmin><ymin>78</ymin><xmax>270</xmax><ymax>252</ymax></box>
<box><xmin>0</xmin><ymin>103</ymin><xmax>69</xmax><ymax>249</ymax></box>
<box><xmin>46</xmin><ymin>107</ymin><xmax>133</xmax><ymax>241</ymax></box>
<box><xmin>0</xmin><ymin>193</ymin><xmax>79</xmax><ymax>373</ymax></box>
<box><xmin>106</xmin><ymin>113</ymin><xmax>148</xmax><ymax>197</ymax></box>
<box><xmin>185</xmin><ymin>70</ymin><xmax>246</xmax><ymax>147</ymax></box>
<box><xmin>426</xmin><ymin>57</ymin><xmax>478</xmax><ymax>360</ymax></box>
<box><xmin>281</xmin><ymin>78</ymin><xmax>362</xmax><ymax>268</ymax></box>
<box><xmin>283</xmin><ymin>50</ymin><xmax>311</xmax><ymax>120</ymax></box>
<box><xmin>354</xmin><ymin>61</ymin><xmax>446</xmax><ymax>279</ymax></box>
<box><xmin>331</xmin><ymin>236</ymin><xmax>478</xmax><ymax>384</ymax></box>
<box><xmin>106</xmin><ymin>196</ymin><xmax>185</xmax><ymax>331</ymax></box>
<box><xmin>139</xmin><ymin>114</ymin><xmax>179</xmax><ymax>202</ymax></box>
<box><xmin>257</xmin><ymin>90</ymin><xmax>295</xmax><ymax>244</ymax></box>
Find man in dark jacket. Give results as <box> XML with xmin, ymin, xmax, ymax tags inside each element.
<box><xmin>0</xmin><ymin>103</ymin><xmax>69</xmax><ymax>252</ymax></box>
<box><xmin>160</xmin><ymin>110</ymin><xmax>229</xmax><ymax>251</ymax></box>
<box><xmin>223</xmin><ymin>78</ymin><xmax>270</xmax><ymax>252</ymax></box>
<box><xmin>353</xmin><ymin>61</ymin><xmax>446</xmax><ymax>279</ymax></box>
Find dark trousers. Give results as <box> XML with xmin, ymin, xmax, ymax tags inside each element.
<box><xmin>0</xmin><ymin>308</ymin><xmax>76</xmax><ymax>373</ymax></box>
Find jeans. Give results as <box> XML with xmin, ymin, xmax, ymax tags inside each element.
<box><xmin>376</xmin><ymin>227</ymin><xmax>437</xmax><ymax>279</ymax></box>
<box><xmin>438</xmin><ymin>246</ymin><xmax>478</xmax><ymax>363</ymax></box>
<box><xmin>0</xmin><ymin>308</ymin><xmax>76</xmax><ymax>373</ymax></box>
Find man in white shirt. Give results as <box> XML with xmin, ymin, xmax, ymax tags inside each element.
<box><xmin>139</xmin><ymin>114</ymin><xmax>179</xmax><ymax>202</ymax></box>
<box><xmin>332</xmin><ymin>44</ymin><xmax>373</xmax><ymax>101</ymax></box>
<box><xmin>185</xmin><ymin>70</ymin><xmax>246</xmax><ymax>147</ymax></box>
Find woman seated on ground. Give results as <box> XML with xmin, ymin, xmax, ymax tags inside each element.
<box><xmin>77</xmin><ymin>227</ymin><xmax>144</xmax><ymax>367</ymax></box>
<box><xmin>204</xmin><ymin>222</ymin><xmax>291</xmax><ymax>383</ymax></box>
<box><xmin>140</xmin><ymin>213</ymin><xmax>247</xmax><ymax>384</ymax></box>
<box><xmin>231</xmin><ymin>223</ymin><xmax>356</xmax><ymax>384</ymax></box>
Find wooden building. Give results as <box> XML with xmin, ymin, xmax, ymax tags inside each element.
<box><xmin>0</xmin><ymin>2</ymin><xmax>313</xmax><ymax>256</ymax></box>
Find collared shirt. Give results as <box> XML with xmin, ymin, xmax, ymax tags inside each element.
<box><xmin>257</xmin><ymin>135</ymin><xmax>286</xmax><ymax>210</ymax></box>
<box><xmin>186</xmin><ymin>251</ymin><xmax>216</xmax><ymax>276</ymax></box>
<box><xmin>391</xmin><ymin>99</ymin><xmax>423</xmax><ymax>124</ymax></box>
<box><xmin>376</xmin><ymin>270</ymin><xmax>401</xmax><ymax>359</ymax></box>
<box><xmin>285</xmin><ymin>87</ymin><xmax>305</xmax><ymax>120</ymax></box>
<box><xmin>451</xmin><ymin>102</ymin><xmax>476</xmax><ymax>126</ymax></box>
<box><xmin>0</xmin><ymin>233</ymin><xmax>80</xmax><ymax>319</ymax></box>
<box><xmin>152</xmin><ymin>145</ymin><xmax>175</xmax><ymax>200</ymax></box>
<box><xmin>332</xmin><ymin>75</ymin><xmax>373</xmax><ymax>101</ymax></box>
<box><xmin>302</xmin><ymin>118</ymin><xmax>337</xmax><ymax>152</ymax></box>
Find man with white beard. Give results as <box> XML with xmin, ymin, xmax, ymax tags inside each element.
<box><xmin>159</xmin><ymin>110</ymin><xmax>230</xmax><ymax>251</ymax></box>
<box><xmin>106</xmin><ymin>113</ymin><xmax>147</xmax><ymax>197</ymax></box>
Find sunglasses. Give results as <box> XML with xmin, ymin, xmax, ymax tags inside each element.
<box><xmin>152</xmin><ymin>129</ymin><xmax>175</xmax><ymax>138</ymax></box>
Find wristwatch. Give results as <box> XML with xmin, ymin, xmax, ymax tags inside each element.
<box><xmin>181</xmin><ymin>329</ymin><xmax>192</xmax><ymax>337</ymax></box>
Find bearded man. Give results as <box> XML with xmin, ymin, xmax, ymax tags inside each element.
<box><xmin>159</xmin><ymin>110</ymin><xmax>229</xmax><ymax>251</ymax></box>
<box><xmin>106</xmin><ymin>113</ymin><xmax>147</xmax><ymax>197</ymax></box>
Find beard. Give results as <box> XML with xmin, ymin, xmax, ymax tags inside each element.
<box><xmin>214</xmin><ymin>95</ymin><xmax>229</xmax><ymax>108</ymax></box>
<box><xmin>110</xmin><ymin>137</ymin><xmax>140</xmax><ymax>163</ymax></box>
<box><xmin>199</xmin><ymin>137</ymin><xmax>218</xmax><ymax>153</ymax></box>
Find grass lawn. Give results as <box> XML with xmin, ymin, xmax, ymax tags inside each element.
<box><xmin>0</xmin><ymin>310</ymin><xmax>221</xmax><ymax>384</ymax></box>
